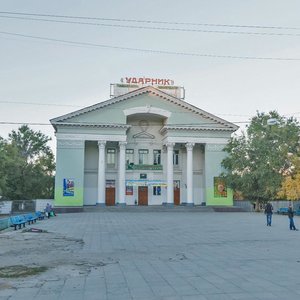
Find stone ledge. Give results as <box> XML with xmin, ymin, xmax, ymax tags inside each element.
<box><xmin>54</xmin><ymin>206</ymin><xmax>83</xmax><ymax>213</ymax></box>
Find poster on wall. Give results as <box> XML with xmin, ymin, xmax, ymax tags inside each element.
<box><xmin>63</xmin><ymin>178</ymin><xmax>74</xmax><ymax>196</ymax></box>
<box><xmin>214</xmin><ymin>177</ymin><xmax>227</xmax><ymax>198</ymax></box>
<box><xmin>126</xmin><ymin>186</ymin><xmax>133</xmax><ymax>195</ymax></box>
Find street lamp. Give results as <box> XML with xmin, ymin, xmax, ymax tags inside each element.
<box><xmin>267</xmin><ymin>118</ymin><xmax>279</xmax><ymax>126</ymax></box>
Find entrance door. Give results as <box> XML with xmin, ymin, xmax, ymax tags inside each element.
<box><xmin>174</xmin><ymin>180</ymin><xmax>180</xmax><ymax>205</ymax></box>
<box><xmin>106</xmin><ymin>180</ymin><xmax>115</xmax><ymax>206</ymax></box>
<box><xmin>138</xmin><ymin>186</ymin><xmax>148</xmax><ymax>205</ymax></box>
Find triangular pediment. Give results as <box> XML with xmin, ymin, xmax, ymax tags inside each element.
<box><xmin>50</xmin><ymin>86</ymin><xmax>238</xmax><ymax>132</ymax></box>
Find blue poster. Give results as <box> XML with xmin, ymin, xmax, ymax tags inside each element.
<box><xmin>63</xmin><ymin>178</ymin><xmax>74</xmax><ymax>196</ymax></box>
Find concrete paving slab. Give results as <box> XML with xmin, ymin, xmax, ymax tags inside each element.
<box><xmin>0</xmin><ymin>210</ymin><xmax>300</xmax><ymax>299</ymax></box>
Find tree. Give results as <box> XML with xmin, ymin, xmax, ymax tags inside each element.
<box><xmin>0</xmin><ymin>137</ymin><xmax>8</xmax><ymax>196</ymax></box>
<box><xmin>278</xmin><ymin>156</ymin><xmax>300</xmax><ymax>200</ymax></box>
<box><xmin>1</xmin><ymin>125</ymin><xmax>55</xmax><ymax>200</ymax></box>
<box><xmin>221</xmin><ymin>111</ymin><xmax>300</xmax><ymax>211</ymax></box>
<box><xmin>8</xmin><ymin>125</ymin><xmax>52</xmax><ymax>162</ymax></box>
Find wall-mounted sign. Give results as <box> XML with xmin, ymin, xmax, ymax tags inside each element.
<box><xmin>126</xmin><ymin>180</ymin><xmax>167</xmax><ymax>187</ymax></box>
<box><xmin>121</xmin><ymin>77</ymin><xmax>174</xmax><ymax>86</ymax></box>
<box><xmin>140</xmin><ymin>173</ymin><xmax>147</xmax><ymax>179</ymax></box>
<box><xmin>63</xmin><ymin>178</ymin><xmax>74</xmax><ymax>196</ymax></box>
<box><xmin>127</xmin><ymin>164</ymin><xmax>163</xmax><ymax>170</ymax></box>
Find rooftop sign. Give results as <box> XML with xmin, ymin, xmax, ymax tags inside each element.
<box><xmin>110</xmin><ymin>77</ymin><xmax>185</xmax><ymax>99</ymax></box>
<box><xmin>121</xmin><ymin>77</ymin><xmax>174</xmax><ymax>86</ymax></box>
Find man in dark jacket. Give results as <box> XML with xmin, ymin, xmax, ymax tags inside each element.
<box><xmin>288</xmin><ymin>205</ymin><xmax>298</xmax><ymax>231</ymax></box>
<box><xmin>264</xmin><ymin>202</ymin><xmax>273</xmax><ymax>226</ymax></box>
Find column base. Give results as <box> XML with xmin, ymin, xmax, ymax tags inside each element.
<box><xmin>96</xmin><ymin>203</ymin><xmax>106</xmax><ymax>207</ymax></box>
<box><xmin>164</xmin><ymin>203</ymin><xmax>174</xmax><ymax>207</ymax></box>
<box><xmin>117</xmin><ymin>203</ymin><xmax>126</xmax><ymax>207</ymax></box>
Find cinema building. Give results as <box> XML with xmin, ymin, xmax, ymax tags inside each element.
<box><xmin>51</xmin><ymin>79</ymin><xmax>238</xmax><ymax>209</ymax></box>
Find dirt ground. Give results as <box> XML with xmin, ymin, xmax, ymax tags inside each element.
<box><xmin>0</xmin><ymin>229</ymin><xmax>114</xmax><ymax>294</ymax></box>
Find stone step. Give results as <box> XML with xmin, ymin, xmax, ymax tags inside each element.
<box><xmin>83</xmin><ymin>205</ymin><xmax>214</xmax><ymax>213</ymax></box>
<box><xmin>213</xmin><ymin>206</ymin><xmax>246</xmax><ymax>212</ymax></box>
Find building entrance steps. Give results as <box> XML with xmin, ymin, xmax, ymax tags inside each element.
<box><xmin>82</xmin><ymin>205</ymin><xmax>243</xmax><ymax>213</ymax></box>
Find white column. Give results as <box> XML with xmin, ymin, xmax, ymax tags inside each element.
<box><xmin>186</xmin><ymin>142</ymin><xmax>195</xmax><ymax>206</ymax></box>
<box><xmin>166</xmin><ymin>142</ymin><xmax>175</xmax><ymax>205</ymax></box>
<box><xmin>118</xmin><ymin>141</ymin><xmax>127</xmax><ymax>206</ymax></box>
<box><xmin>97</xmin><ymin>141</ymin><xmax>106</xmax><ymax>205</ymax></box>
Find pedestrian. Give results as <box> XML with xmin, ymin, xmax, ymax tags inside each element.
<box><xmin>49</xmin><ymin>204</ymin><xmax>56</xmax><ymax>217</ymax></box>
<box><xmin>45</xmin><ymin>203</ymin><xmax>51</xmax><ymax>219</ymax></box>
<box><xmin>264</xmin><ymin>202</ymin><xmax>273</xmax><ymax>226</ymax></box>
<box><xmin>288</xmin><ymin>204</ymin><xmax>298</xmax><ymax>231</ymax></box>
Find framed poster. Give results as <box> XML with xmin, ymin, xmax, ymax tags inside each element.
<box><xmin>126</xmin><ymin>185</ymin><xmax>133</xmax><ymax>195</ymax></box>
<box><xmin>63</xmin><ymin>178</ymin><xmax>74</xmax><ymax>196</ymax></box>
<box><xmin>214</xmin><ymin>177</ymin><xmax>227</xmax><ymax>198</ymax></box>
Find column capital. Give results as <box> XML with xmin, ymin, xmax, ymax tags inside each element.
<box><xmin>119</xmin><ymin>141</ymin><xmax>127</xmax><ymax>149</ymax></box>
<box><xmin>97</xmin><ymin>140</ymin><xmax>106</xmax><ymax>149</ymax></box>
<box><xmin>186</xmin><ymin>142</ymin><xmax>195</xmax><ymax>150</ymax></box>
<box><xmin>166</xmin><ymin>142</ymin><xmax>175</xmax><ymax>149</ymax></box>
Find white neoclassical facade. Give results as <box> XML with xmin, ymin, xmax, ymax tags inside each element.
<box><xmin>51</xmin><ymin>85</ymin><xmax>238</xmax><ymax>209</ymax></box>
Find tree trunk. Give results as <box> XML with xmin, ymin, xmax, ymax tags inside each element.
<box><xmin>255</xmin><ymin>199</ymin><xmax>260</xmax><ymax>212</ymax></box>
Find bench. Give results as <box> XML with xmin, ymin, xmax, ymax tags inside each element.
<box><xmin>277</xmin><ymin>207</ymin><xmax>289</xmax><ymax>215</ymax></box>
<box><xmin>10</xmin><ymin>215</ymin><xmax>27</xmax><ymax>230</ymax></box>
<box><xmin>35</xmin><ymin>211</ymin><xmax>45</xmax><ymax>220</ymax></box>
<box><xmin>295</xmin><ymin>209</ymin><xmax>300</xmax><ymax>216</ymax></box>
<box><xmin>24</xmin><ymin>213</ymin><xmax>38</xmax><ymax>225</ymax></box>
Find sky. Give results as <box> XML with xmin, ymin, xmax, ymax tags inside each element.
<box><xmin>1</xmin><ymin>0</ymin><xmax>300</xmax><ymax>153</ymax></box>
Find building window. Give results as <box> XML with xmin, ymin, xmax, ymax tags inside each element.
<box><xmin>126</xmin><ymin>149</ymin><xmax>134</xmax><ymax>165</ymax></box>
<box><xmin>153</xmin><ymin>186</ymin><xmax>161</xmax><ymax>196</ymax></box>
<box><xmin>107</xmin><ymin>148</ymin><xmax>116</xmax><ymax>166</ymax></box>
<box><xmin>153</xmin><ymin>149</ymin><xmax>161</xmax><ymax>165</ymax></box>
<box><xmin>173</xmin><ymin>150</ymin><xmax>179</xmax><ymax>165</ymax></box>
<box><xmin>138</xmin><ymin>149</ymin><xmax>149</xmax><ymax>164</ymax></box>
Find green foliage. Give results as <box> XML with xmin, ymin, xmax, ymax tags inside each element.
<box><xmin>0</xmin><ymin>125</ymin><xmax>55</xmax><ymax>200</ymax></box>
<box><xmin>221</xmin><ymin>111</ymin><xmax>300</xmax><ymax>203</ymax></box>
<box><xmin>0</xmin><ymin>138</ymin><xmax>8</xmax><ymax>196</ymax></box>
<box><xmin>278</xmin><ymin>156</ymin><xmax>300</xmax><ymax>200</ymax></box>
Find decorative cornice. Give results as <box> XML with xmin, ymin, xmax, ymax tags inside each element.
<box><xmin>56</xmin><ymin>133</ymin><xmax>127</xmax><ymax>142</ymax></box>
<box><xmin>160</xmin><ymin>125</ymin><xmax>236</xmax><ymax>134</ymax></box>
<box><xmin>57</xmin><ymin>140</ymin><xmax>85</xmax><ymax>149</ymax></box>
<box><xmin>206</xmin><ymin>144</ymin><xmax>226</xmax><ymax>152</ymax></box>
<box><xmin>52</xmin><ymin>122</ymin><xmax>130</xmax><ymax>129</ymax></box>
<box><xmin>162</xmin><ymin>136</ymin><xmax>230</xmax><ymax>145</ymax></box>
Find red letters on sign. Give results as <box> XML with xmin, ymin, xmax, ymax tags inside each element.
<box><xmin>121</xmin><ymin>77</ymin><xmax>174</xmax><ymax>86</ymax></box>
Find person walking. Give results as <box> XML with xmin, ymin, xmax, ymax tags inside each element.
<box><xmin>288</xmin><ymin>204</ymin><xmax>298</xmax><ymax>231</ymax></box>
<box><xmin>264</xmin><ymin>202</ymin><xmax>273</xmax><ymax>226</ymax></box>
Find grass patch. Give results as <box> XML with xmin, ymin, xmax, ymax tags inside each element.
<box><xmin>0</xmin><ymin>265</ymin><xmax>47</xmax><ymax>278</ymax></box>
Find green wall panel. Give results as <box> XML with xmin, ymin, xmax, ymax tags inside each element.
<box><xmin>54</xmin><ymin>141</ymin><xmax>85</xmax><ymax>207</ymax></box>
<box><xmin>206</xmin><ymin>187</ymin><xmax>233</xmax><ymax>206</ymax></box>
<box><xmin>54</xmin><ymin>187</ymin><xmax>84</xmax><ymax>206</ymax></box>
<box><xmin>204</xmin><ymin>144</ymin><xmax>233</xmax><ymax>206</ymax></box>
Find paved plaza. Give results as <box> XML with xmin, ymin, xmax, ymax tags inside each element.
<box><xmin>1</xmin><ymin>209</ymin><xmax>300</xmax><ymax>300</ymax></box>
